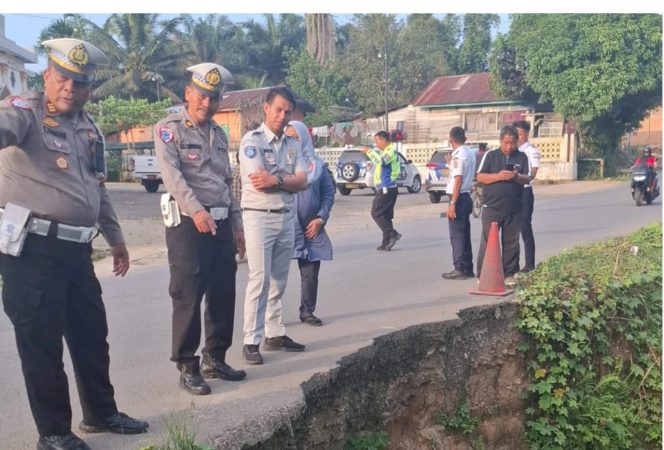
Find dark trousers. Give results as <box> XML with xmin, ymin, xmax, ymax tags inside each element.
<box><xmin>448</xmin><ymin>192</ymin><xmax>473</xmax><ymax>274</ymax></box>
<box><xmin>477</xmin><ymin>208</ymin><xmax>522</xmax><ymax>277</ymax></box>
<box><xmin>166</xmin><ymin>216</ymin><xmax>237</xmax><ymax>364</ymax></box>
<box><xmin>0</xmin><ymin>234</ymin><xmax>118</xmax><ymax>436</ymax></box>
<box><xmin>297</xmin><ymin>259</ymin><xmax>321</xmax><ymax>317</ymax></box>
<box><xmin>371</xmin><ymin>187</ymin><xmax>398</xmax><ymax>245</ymax></box>
<box><xmin>520</xmin><ymin>188</ymin><xmax>535</xmax><ymax>269</ymax></box>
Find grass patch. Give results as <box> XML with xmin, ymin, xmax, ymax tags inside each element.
<box><xmin>435</xmin><ymin>402</ymin><xmax>478</xmax><ymax>435</ymax></box>
<box><xmin>344</xmin><ymin>431</ymin><xmax>389</xmax><ymax>450</ymax></box>
<box><xmin>139</xmin><ymin>407</ymin><xmax>213</xmax><ymax>450</ymax></box>
<box><xmin>515</xmin><ymin>223</ymin><xmax>662</xmax><ymax>450</ymax></box>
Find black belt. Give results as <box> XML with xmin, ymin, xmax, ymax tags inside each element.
<box><xmin>242</xmin><ymin>207</ymin><xmax>290</xmax><ymax>214</ymax></box>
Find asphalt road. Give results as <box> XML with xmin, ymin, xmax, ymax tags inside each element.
<box><xmin>0</xmin><ymin>181</ymin><xmax>661</xmax><ymax>449</ymax></box>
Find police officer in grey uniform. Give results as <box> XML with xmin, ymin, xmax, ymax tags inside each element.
<box><xmin>239</xmin><ymin>87</ymin><xmax>308</xmax><ymax>365</ymax></box>
<box><xmin>0</xmin><ymin>38</ymin><xmax>148</xmax><ymax>450</ymax></box>
<box><xmin>154</xmin><ymin>63</ymin><xmax>247</xmax><ymax>395</ymax></box>
<box><xmin>442</xmin><ymin>127</ymin><xmax>475</xmax><ymax>280</ymax></box>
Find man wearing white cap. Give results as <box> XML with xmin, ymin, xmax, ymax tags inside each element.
<box><xmin>0</xmin><ymin>38</ymin><xmax>148</xmax><ymax>450</ymax></box>
<box><xmin>154</xmin><ymin>63</ymin><xmax>246</xmax><ymax>395</ymax></box>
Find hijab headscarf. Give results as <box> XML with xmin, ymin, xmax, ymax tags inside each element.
<box><xmin>288</xmin><ymin>120</ymin><xmax>323</xmax><ymax>184</ymax></box>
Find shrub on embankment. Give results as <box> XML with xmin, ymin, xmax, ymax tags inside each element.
<box><xmin>516</xmin><ymin>223</ymin><xmax>662</xmax><ymax>450</ymax></box>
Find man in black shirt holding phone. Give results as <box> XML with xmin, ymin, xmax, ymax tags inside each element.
<box><xmin>476</xmin><ymin>125</ymin><xmax>530</xmax><ymax>285</ymax></box>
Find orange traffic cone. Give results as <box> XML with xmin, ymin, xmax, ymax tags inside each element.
<box><xmin>469</xmin><ymin>221</ymin><xmax>513</xmax><ymax>296</ymax></box>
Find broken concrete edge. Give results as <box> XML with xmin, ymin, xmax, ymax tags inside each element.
<box><xmin>205</xmin><ymin>301</ymin><xmax>518</xmax><ymax>449</ymax></box>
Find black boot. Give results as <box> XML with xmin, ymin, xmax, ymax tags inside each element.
<box><xmin>177</xmin><ymin>360</ymin><xmax>211</xmax><ymax>395</ymax></box>
<box><xmin>201</xmin><ymin>353</ymin><xmax>247</xmax><ymax>381</ymax></box>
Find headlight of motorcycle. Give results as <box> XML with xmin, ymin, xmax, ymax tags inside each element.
<box><xmin>634</xmin><ymin>175</ymin><xmax>647</xmax><ymax>181</ymax></box>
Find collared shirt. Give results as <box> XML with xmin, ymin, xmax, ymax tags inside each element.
<box><xmin>238</xmin><ymin>123</ymin><xmax>308</xmax><ymax>209</ymax></box>
<box><xmin>0</xmin><ymin>91</ymin><xmax>124</xmax><ymax>245</ymax></box>
<box><xmin>477</xmin><ymin>148</ymin><xmax>530</xmax><ymax>214</ymax></box>
<box><xmin>154</xmin><ymin>109</ymin><xmax>242</xmax><ymax>231</ymax></box>
<box><xmin>447</xmin><ymin>144</ymin><xmax>475</xmax><ymax>196</ymax></box>
<box><xmin>519</xmin><ymin>141</ymin><xmax>541</xmax><ymax>188</ymax></box>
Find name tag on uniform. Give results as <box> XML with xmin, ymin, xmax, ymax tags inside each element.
<box><xmin>263</xmin><ymin>148</ymin><xmax>276</xmax><ymax>164</ymax></box>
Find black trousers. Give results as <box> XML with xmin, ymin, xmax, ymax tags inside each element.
<box><xmin>477</xmin><ymin>208</ymin><xmax>522</xmax><ymax>278</ymax></box>
<box><xmin>448</xmin><ymin>192</ymin><xmax>473</xmax><ymax>274</ymax></box>
<box><xmin>166</xmin><ymin>216</ymin><xmax>237</xmax><ymax>364</ymax></box>
<box><xmin>0</xmin><ymin>234</ymin><xmax>118</xmax><ymax>436</ymax></box>
<box><xmin>297</xmin><ymin>259</ymin><xmax>321</xmax><ymax>317</ymax></box>
<box><xmin>371</xmin><ymin>187</ymin><xmax>399</xmax><ymax>245</ymax></box>
<box><xmin>520</xmin><ymin>188</ymin><xmax>535</xmax><ymax>269</ymax></box>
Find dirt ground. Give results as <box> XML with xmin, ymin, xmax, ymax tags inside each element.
<box><xmin>93</xmin><ymin>179</ymin><xmax>622</xmax><ymax>278</ymax></box>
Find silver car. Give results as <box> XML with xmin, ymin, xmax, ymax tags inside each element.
<box><xmin>335</xmin><ymin>148</ymin><xmax>422</xmax><ymax>196</ymax></box>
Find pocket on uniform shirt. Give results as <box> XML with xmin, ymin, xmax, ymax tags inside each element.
<box><xmin>43</xmin><ymin>133</ymin><xmax>71</xmax><ymax>154</ymax></box>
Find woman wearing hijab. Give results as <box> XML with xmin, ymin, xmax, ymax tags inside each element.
<box><xmin>285</xmin><ymin>121</ymin><xmax>335</xmax><ymax>326</ymax></box>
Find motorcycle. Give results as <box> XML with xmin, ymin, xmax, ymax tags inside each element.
<box><xmin>631</xmin><ymin>163</ymin><xmax>659</xmax><ymax>206</ymax></box>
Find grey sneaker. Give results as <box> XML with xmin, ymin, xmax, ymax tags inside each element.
<box><xmin>243</xmin><ymin>344</ymin><xmax>263</xmax><ymax>365</ymax></box>
<box><xmin>263</xmin><ymin>335</ymin><xmax>305</xmax><ymax>352</ymax></box>
<box><xmin>504</xmin><ymin>276</ymin><xmax>517</xmax><ymax>287</ymax></box>
<box><xmin>385</xmin><ymin>232</ymin><xmax>402</xmax><ymax>250</ymax></box>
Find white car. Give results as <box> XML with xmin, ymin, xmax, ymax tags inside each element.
<box><xmin>334</xmin><ymin>148</ymin><xmax>422</xmax><ymax>196</ymax></box>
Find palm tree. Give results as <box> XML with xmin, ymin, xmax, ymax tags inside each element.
<box><xmin>305</xmin><ymin>14</ymin><xmax>336</xmax><ymax>65</ymax></box>
<box><xmin>87</xmin><ymin>13</ymin><xmax>189</xmax><ymax>102</ymax></box>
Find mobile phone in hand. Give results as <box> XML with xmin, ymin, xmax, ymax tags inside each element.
<box><xmin>505</xmin><ymin>163</ymin><xmax>520</xmax><ymax>171</ymax></box>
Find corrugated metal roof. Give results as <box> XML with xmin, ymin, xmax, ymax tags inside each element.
<box><xmin>412</xmin><ymin>72</ymin><xmax>508</xmax><ymax>107</ymax></box>
<box><xmin>218</xmin><ymin>86</ymin><xmax>315</xmax><ymax>112</ymax></box>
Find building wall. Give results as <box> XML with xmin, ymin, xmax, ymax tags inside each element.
<box><xmin>626</xmin><ymin>106</ymin><xmax>662</xmax><ymax>150</ymax></box>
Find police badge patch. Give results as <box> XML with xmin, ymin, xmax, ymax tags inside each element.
<box><xmin>288</xmin><ymin>148</ymin><xmax>296</xmax><ymax>161</ymax></box>
<box><xmin>244</xmin><ymin>146</ymin><xmax>256</xmax><ymax>158</ymax></box>
<box><xmin>159</xmin><ymin>127</ymin><xmax>174</xmax><ymax>143</ymax></box>
<box><xmin>9</xmin><ymin>97</ymin><xmax>31</xmax><ymax>110</ymax></box>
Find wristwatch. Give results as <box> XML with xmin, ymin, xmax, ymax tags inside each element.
<box><xmin>276</xmin><ymin>174</ymin><xmax>284</xmax><ymax>187</ymax></box>
<box><xmin>450</xmin><ymin>201</ymin><xmax>456</xmax><ymax>205</ymax></box>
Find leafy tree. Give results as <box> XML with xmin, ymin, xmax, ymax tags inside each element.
<box><xmin>285</xmin><ymin>46</ymin><xmax>349</xmax><ymax>126</ymax></box>
<box><xmin>457</xmin><ymin>14</ymin><xmax>500</xmax><ymax>73</ymax></box>
<box><xmin>490</xmin><ymin>14</ymin><xmax>662</xmax><ymax>174</ymax></box>
<box><xmin>439</xmin><ymin>14</ymin><xmax>462</xmax><ymax>74</ymax></box>
<box><xmin>238</xmin><ymin>14</ymin><xmax>305</xmax><ymax>87</ymax></box>
<box><xmin>87</xmin><ymin>96</ymin><xmax>171</xmax><ymax>144</ymax></box>
<box><xmin>396</xmin><ymin>14</ymin><xmax>450</xmax><ymax>100</ymax></box>
<box><xmin>337</xmin><ymin>14</ymin><xmax>401</xmax><ymax>121</ymax></box>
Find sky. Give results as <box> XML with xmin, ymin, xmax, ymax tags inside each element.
<box><xmin>2</xmin><ymin>0</ymin><xmax>662</xmax><ymax>72</ymax></box>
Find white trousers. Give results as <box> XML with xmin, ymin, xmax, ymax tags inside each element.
<box><xmin>242</xmin><ymin>210</ymin><xmax>295</xmax><ymax>345</ymax></box>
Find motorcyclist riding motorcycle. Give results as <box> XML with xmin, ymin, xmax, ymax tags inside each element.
<box><xmin>632</xmin><ymin>146</ymin><xmax>658</xmax><ymax>191</ymax></box>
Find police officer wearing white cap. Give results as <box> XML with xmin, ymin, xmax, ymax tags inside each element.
<box><xmin>239</xmin><ymin>87</ymin><xmax>309</xmax><ymax>365</ymax></box>
<box><xmin>0</xmin><ymin>38</ymin><xmax>148</xmax><ymax>450</ymax></box>
<box><xmin>154</xmin><ymin>63</ymin><xmax>247</xmax><ymax>396</ymax></box>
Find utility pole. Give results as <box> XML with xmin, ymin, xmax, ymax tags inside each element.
<box><xmin>378</xmin><ymin>39</ymin><xmax>389</xmax><ymax>132</ymax></box>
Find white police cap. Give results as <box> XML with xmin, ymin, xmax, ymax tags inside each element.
<box><xmin>42</xmin><ymin>38</ymin><xmax>109</xmax><ymax>83</ymax></box>
<box><xmin>186</xmin><ymin>63</ymin><xmax>234</xmax><ymax>99</ymax></box>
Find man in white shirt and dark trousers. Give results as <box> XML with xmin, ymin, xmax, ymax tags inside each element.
<box><xmin>442</xmin><ymin>127</ymin><xmax>475</xmax><ymax>280</ymax></box>
<box><xmin>513</xmin><ymin>120</ymin><xmax>541</xmax><ymax>273</ymax></box>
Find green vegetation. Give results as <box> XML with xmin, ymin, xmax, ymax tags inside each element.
<box><xmin>491</xmin><ymin>14</ymin><xmax>662</xmax><ymax>175</ymax></box>
<box><xmin>515</xmin><ymin>223</ymin><xmax>662</xmax><ymax>449</ymax></box>
<box><xmin>138</xmin><ymin>408</ymin><xmax>213</xmax><ymax>450</ymax></box>
<box><xmin>435</xmin><ymin>402</ymin><xmax>478</xmax><ymax>435</ymax></box>
<box><xmin>344</xmin><ymin>431</ymin><xmax>389</xmax><ymax>450</ymax></box>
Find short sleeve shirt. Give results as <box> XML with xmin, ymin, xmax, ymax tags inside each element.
<box><xmin>477</xmin><ymin>148</ymin><xmax>530</xmax><ymax>213</ymax></box>
<box><xmin>447</xmin><ymin>145</ymin><xmax>475</xmax><ymax>196</ymax></box>
<box><xmin>519</xmin><ymin>141</ymin><xmax>541</xmax><ymax>187</ymax></box>
<box><xmin>239</xmin><ymin>123</ymin><xmax>308</xmax><ymax>209</ymax></box>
